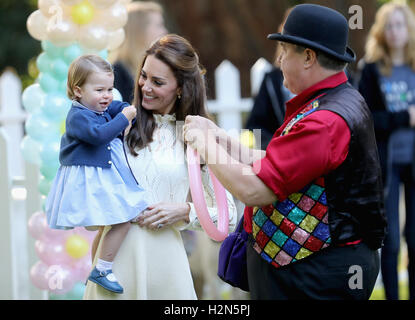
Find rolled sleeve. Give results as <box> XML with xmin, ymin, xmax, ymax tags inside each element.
<box><xmin>252</xmin><ymin>110</ymin><xmax>350</xmax><ymax>201</ymax></box>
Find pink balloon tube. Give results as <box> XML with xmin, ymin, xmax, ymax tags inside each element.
<box><xmin>187</xmin><ymin>147</ymin><xmax>229</xmax><ymax>241</ymax></box>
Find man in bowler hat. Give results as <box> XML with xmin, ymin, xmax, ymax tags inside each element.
<box><xmin>183</xmin><ymin>4</ymin><xmax>387</xmax><ymax>299</ymax></box>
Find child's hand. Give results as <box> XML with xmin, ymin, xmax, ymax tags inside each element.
<box><xmin>122</xmin><ymin>105</ymin><xmax>137</xmax><ymax>121</ymax></box>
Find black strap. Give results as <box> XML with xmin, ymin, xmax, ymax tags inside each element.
<box><xmin>265</xmin><ymin>75</ymin><xmax>284</xmax><ymax>125</ymax></box>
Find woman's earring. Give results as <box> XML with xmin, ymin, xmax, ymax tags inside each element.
<box><xmin>178</xmin><ymin>94</ymin><xmax>181</xmax><ymax>100</ymax></box>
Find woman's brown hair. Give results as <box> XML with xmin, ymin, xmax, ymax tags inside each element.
<box><xmin>126</xmin><ymin>34</ymin><xmax>210</xmax><ymax>156</ymax></box>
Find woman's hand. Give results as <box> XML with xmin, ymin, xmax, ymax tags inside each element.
<box><xmin>136</xmin><ymin>202</ymin><xmax>191</xmax><ymax>230</ymax></box>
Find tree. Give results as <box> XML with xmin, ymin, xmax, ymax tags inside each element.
<box><xmin>0</xmin><ymin>0</ymin><xmax>40</xmax><ymax>86</ymax></box>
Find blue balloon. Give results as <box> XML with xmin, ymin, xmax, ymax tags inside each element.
<box><xmin>51</xmin><ymin>59</ymin><xmax>69</xmax><ymax>81</ymax></box>
<box><xmin>63</xmin><ymin>44</ymin><xmax>83</xmax><ymax>65</ymax></box>
<box><xmin>22</xmin><ymin>84</ymin><xmax>46</xmax><ymax>113</ymax></box>
<box><xmin>38</xmin><ymin>72</ymin><xmax>60</xmax><ymax>93</ymax></box>
<box><xmin>99</xmin><ymin>50</ymin><xmax>108</xmax><ymax>60</ymax></box>
<box><xmin>40</xmin><ymin>161</ymin><xmax>60</xmax><ymax>181</ymax></box>
<box><xmin>36</xmin><ymin>52</ymin><xmax>53</xmax><ymax>74</ymax></box>
<box><xmin>49</xmin><ymin>282</ymin><xmax>85</xmax><ymax>300</ymax></box>
<box><xmin>38</xmin><ymin>175</ymin><xmax>52</xmax><ymax>196</ymax></box>
<box><xmin>20</xmin><ymin>135</ymin><xmax>41</xmax><ymax>165</ymax></box>
<box><xmin>40</xmin><ymin>139</ymin><xmax>60</xmax><ymax>166</ymax></box>
<box><xmin>43</xmin><ymin>92</ymin><xmax>71</xmax><ymax>121</ymax></box>
<box><xmin>25</xmin><ymin>110</ymin><xmax>58</xmax><ymax>142</ymax></box>
<box><xmin>59</xmin><ymin>79</ymin><xmax>68</xmax><ymax>96</ymax></box>
<box><xmin>41</xmin><ymin>41</ymin><xmax>64</xmax><ymax>59</ymax></box>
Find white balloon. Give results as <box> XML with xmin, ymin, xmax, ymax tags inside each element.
<box><xmin>61</xmin><ymin>0</ymin><xmax>82</xmax><ymax>5</ymax></box>
<box><xmin>27</xmin><ymin>10</ymin><xmax>48</xmax><ymax>41</ymax></box>
<box><xmin>113</xmin><ymin>88</ymin><xmax>122</xmax><ymax>101</ymax></box>
<box><xmin>38</xmin><ymin>0</ymin><xmax>60</xmax><ymax>17</ymax></box>
<box><xmin>107</xmin><ymin>28</ymin><xmax>125</xmax><ymax>51</ymax></box>
<box><xmin>47</xmin><ymin>18</ymin><xmax>78</xmax><ymax>47</ymax></box>
<box><xmin>89</xmin><ymin>0</ymin><xmax>117</xmax><ymax>9</ymax></box>
<box><xmin>78</xmin><ymin>25</ymin><xmax>109</xmax><ymax>51</ymax></box>
<box><xmin>97</xmin><ymin>2</ymin><xmax>128</xmax><ymax>32</ymax></box>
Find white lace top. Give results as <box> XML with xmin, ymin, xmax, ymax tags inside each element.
<box><xmin>125</xmin><ymin>113</ymin><xmax>237</xmax><ymax>231</ymax></box>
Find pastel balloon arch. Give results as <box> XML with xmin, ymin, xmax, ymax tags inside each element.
<box><xmin>23</xmin><ymin>0</ymin><xmax>131</xmax><ymax>299</ymax></box>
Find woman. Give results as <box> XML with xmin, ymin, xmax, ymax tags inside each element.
<box><xmin>83</xmin><ymin>34</ymin><xmax>237</xmax><ymax>300</ymax></box>
<box><xmin>358</xmin><ymin>2</ymin><xmax>415</xmax><ymax>300</ymax></box>
<box><xmin>111</xmin><ymin>1</ymin><xmax>167</xmax><ymax>104</ymax></box>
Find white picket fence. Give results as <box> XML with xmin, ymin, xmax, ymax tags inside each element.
<box><xmin>0</xmin><ymin>58</ymin><xmax>273</xmax><ymax>299</ymax></box>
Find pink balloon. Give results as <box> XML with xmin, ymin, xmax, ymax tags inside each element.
<box><xmin>35</xmin><ymin>237</ymin><xmax>73</xmax><ymax>266</ymax></box>
<box><xmin>70</xmin><ymin>256</ymin><xmax>92</xmax><ymax>283</ymax></box>
<box><xmin>27</xmin><ymin>211</ymin><xmax>48</xmax><ymax>240</ymax></box>
<box><xmin>44</xmin><ymin>264</ymin><xmax>77</xmax><ymax>295</ymax></box>
<box><xmin>30</xmin><ymin>260</ymin><xmax>50</xmax><ymax>290</ymax></box>
<box><xmin>186</xmin><ymin>147</ymin><xmax>229</xmax><ymax>241</ymax></box>
<box><xmin>73</xmin><ymin>227</ymin><xmax>98</xmax><ymax>243</ymax></box>
<box><xmin>43</xmin><ymin>225</ymin><xmax>73</xmax><ymax>241</ymax></box>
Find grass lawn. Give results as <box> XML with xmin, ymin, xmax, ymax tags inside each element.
<box><xmin>370</xmin><ymin>281</ymin><xmax>409</xmax><ymax>300</ymax></box>
<box><xmin>370</xmin><ymin>247</ymin><xmax>409</xmax><ymax>300</ymax></box>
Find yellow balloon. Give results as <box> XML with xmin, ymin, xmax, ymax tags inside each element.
<box><xmin>71</xmin><ymin>0</ymin><xmax>95</xmax><ymax>25</ymax></box>
<box><xmin>65</xmin><ymin>234</ymin><xmax>89</xmax><ymax>259</ymax></box>
<box><xmin>240</xmin><ymin>130</ymin><xmax>256</xmax><ymax>149</ymax></box>
<box><xmin>60</xmin><ymin>120</ymin><xmax>66</xmax><ymax>135</ymax></box>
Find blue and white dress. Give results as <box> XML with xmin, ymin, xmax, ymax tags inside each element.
<box><xmin>45</xmin><ymin>105</ymin><xmax>148</xmax><ymax>230</ymax></box>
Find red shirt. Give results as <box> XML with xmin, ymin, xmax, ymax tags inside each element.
<box><xmin>244</xmin><ymin>72</ymin><xmax>351</xmax><ymax>233</ymax></box>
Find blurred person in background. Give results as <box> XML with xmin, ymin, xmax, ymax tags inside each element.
<box><xmin>111</xmin><ymin>1</ymin><xmax>167</xmax><ymax>104</ymax></box>
<box><xmin>358</xmin><ymin>2</ymin><xmax>415</xmax><ymax>300</ymax></box>
<box><xmin>245</xmin><ymin>8</ymin><xmax>294</xmax><ymax>150</ymax></box>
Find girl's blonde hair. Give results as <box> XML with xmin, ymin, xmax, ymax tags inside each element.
<box><xmin>364</xmin><ymin>2</ymin><xmax>415</xmax><ymax>75</ymax></box>
<box><xmin>110</xmin><ymin>1</ymin><xmax>163</xmax><ymax>75</ymax></box>
<box><xmin>67</xmin><ymin>54</ymin><xmax>113</xmax><ymax>100</ymax></box>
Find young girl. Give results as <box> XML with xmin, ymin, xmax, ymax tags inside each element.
<box><xmin>45</xmin><ymin>54</ymin><xmax>148</xmax><ymax>294</ymax></box>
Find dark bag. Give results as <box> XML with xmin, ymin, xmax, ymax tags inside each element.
<box><xmin>217</xmin><ymin>216</ymin><xmax>249</xmax><ymax>292</ymax></box>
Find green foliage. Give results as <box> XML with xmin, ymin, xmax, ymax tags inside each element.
<box><xmin>0</xmin><ymin>0</ymin><xmax>41</xmax><ymax>87</ymax></box>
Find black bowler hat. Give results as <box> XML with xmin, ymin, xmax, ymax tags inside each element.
<box><xmin>268</xmin><ymin>4</ymin><xmax>355</xmax><ymax>63</ymax></box>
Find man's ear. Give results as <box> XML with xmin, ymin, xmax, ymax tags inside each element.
<box><xmin>73</xmin><ymin>86</ymin><xmax>82</xmax><ymax>99</ymax></box>
<box><xmin>304</xmin><ymin>48</ymin><xmax>317</xmax><ymax>69</ymax></box>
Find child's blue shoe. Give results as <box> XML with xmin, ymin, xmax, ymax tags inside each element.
<box><xmin>87</xmin><ymin>267</ymin><xmax>124</xmax><ymax>294</ymax></box>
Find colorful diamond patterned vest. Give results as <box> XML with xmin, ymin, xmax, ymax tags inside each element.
<box><xmin>252</xmin><ymin>98</ymin><xmax>332</xmax><ymax>268</ymax></box>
